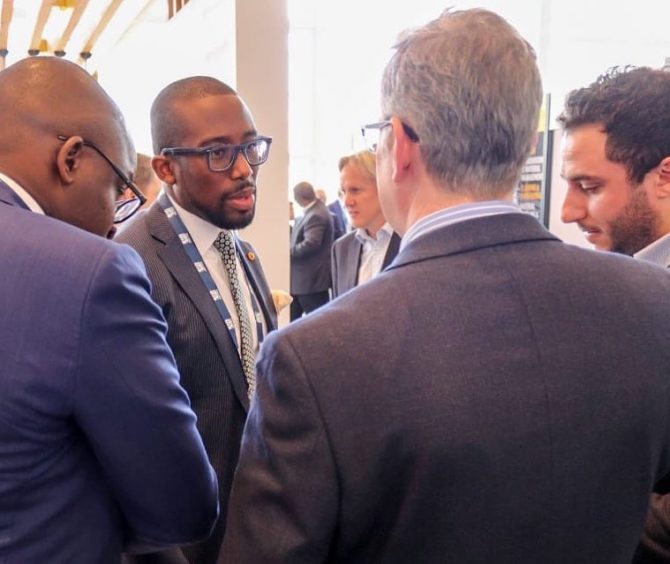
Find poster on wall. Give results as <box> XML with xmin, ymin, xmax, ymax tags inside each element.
<box><xmin>515</xmin><ymin>94</ymin><xmax>552</xmax><ymax>227</ymax></box>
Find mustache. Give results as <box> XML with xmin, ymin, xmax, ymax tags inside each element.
<box><xmin>233</xmin><ymin>180</ymin><xmax>256</xmax><ymax>192</ymax></box>
<box><xmin>230</xmin><ymin>180</ymin><xmax>255</xmax><ymax>194</ymax></box>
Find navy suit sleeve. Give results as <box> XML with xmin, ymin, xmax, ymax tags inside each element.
<box><xmin>291</xmin><ymin>212</ymin><xmax>330</xmax><ymax>259</ymax></box>
<box><xmin>221</xmin><ymin>330</ymin><xmax>338</xmax><ymax>563</ymax></box>
<box><xmin>73</xmin><ymin>244</ymin><xmax>219</xmax><ymax>551</ymax></box>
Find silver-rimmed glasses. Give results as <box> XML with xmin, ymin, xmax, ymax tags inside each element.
<box><xmin>361</xmin><ymin>120</ymin><xmax>420</xmax><ymax>153</ymax></box>
<box><xmin>161</xmin><ymin>136</ymin><xmax>272</xmax><ymax>172</ymax></box>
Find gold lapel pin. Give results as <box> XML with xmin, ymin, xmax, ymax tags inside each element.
<box><xmin>247</xmin><ymin>251</ymin><xmax>256</xmax><ymax>261</ymax></box>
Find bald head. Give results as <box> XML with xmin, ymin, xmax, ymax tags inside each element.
<box><xmin>150</xmin><ymin>76</ymin><xmax>237</xmax><ymax>154</ymax></box>
<box><xmin>0</xmin><ymin>57</ymin><xmax>128</xmax><ymax>151</ymax></box>
<box><xmin>0</xmin><ymin>57</ymin><xmax>135</xmax><ymax>238</ymax></box>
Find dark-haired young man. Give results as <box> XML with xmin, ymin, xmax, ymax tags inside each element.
<box><xmin>560</xmin><ymin>66</ymin><xmax>670</xmax><ymax>265</ymax></box>
<box><xmin>559</xmin><ymin>66</ymin><xmax>670</xmax><ymax>563</ymax></box>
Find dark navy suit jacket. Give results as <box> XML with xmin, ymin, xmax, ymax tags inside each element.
<box><xmin>223</xmin><ymin>213</ymin><xmax>670</xmax><ymax>564</ymax></box>
<box><xmin>117</xmin><ymin>201</ymin><xmax>277</xmax><ymax>564</ymax></box>
<box><xmin>0</xmin><ymin>182</ymin><xmax>218</xmax><ymax>562</ymax></box>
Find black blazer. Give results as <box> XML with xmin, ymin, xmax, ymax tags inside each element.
<box><xmin>223</xmin><ymin>213</ymin><xmax>670</xmax><ymax>564</ymax></box>
<box><xmin>117</xmin><ymin>202</ymin><xmax>277</xmax><ymax>564</ymax></box>
<box><xmin>331</xmin><ymin>230</ymin><xmax>400</xmax><ymax>298</ymax></box>
<box><xmin>290</xmin><ymin>199</ymin><xmax>334</xmax><ymax>294</ymax></box>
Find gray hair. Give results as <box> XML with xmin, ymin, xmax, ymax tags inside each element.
<box><xmin>381</xmin><ymin>8</ymin><xmax>543</xmax><ymax>197</ymax></box>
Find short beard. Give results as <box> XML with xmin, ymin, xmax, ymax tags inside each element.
<box><xmin>209</xmin><ymin>206</ymin><xmax>256</xmax><ymax>231</ymax></box>
<box><xmin>608</xmin><ymin>186</ymin><xmax>660</xmax><ymax>256</ymax></box>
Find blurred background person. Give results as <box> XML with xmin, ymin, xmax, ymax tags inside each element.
<box><xmin>316</xmin><ymin>187</ymin><xmax>346</xmax><ymax>240</ymax></box>
<box><xmin>331</xmin><ymin>150</ymin><xmax>400</xmax><ymax>298</ymax></box>
<box><xmin>290</xmin><ymin>181</ymin><xmax>333</xmax><ymax>320</ymax></box>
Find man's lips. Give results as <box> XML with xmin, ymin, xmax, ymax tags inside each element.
<box><xmin>228</xmin><ymin>187</ymin><xmax>255</xmax><ymax>200</ymax></box>
<box><xmin>578</xmin><ymin>224</ymin><xmax>604</xmax><ymax>244</ymax></box>
<box><xmin>226</xmin><ymin>187</ymin><xmax>255</xmax><ymax>211</ymax></box>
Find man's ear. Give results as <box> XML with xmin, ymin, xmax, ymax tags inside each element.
<box><xmin>656</xmin><ymin>156</ymin><xmax>670</xmax><ymax>198</ymax></box>
<box><xmin>152</xmin><ymin>155</ymin><xmax>175</xmax><ymax>185</ymax></box>
<box><xmin>56</xmin><ymin>136</ymin><xmax>84</xmax><ymax>185</ymax></box>
<box><xmin>389</xmin><ymin>117</ymin><xmax>415</xmax><ymax>184</ymax></box>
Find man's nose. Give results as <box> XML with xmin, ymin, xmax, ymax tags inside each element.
<box><xmin>230</xmin><ymin>151</ymin><xmax>253</xmax><ymax>179</ymax></box>
<box><xmin>561</xmin><ymin>186</ymin><xmax>586</xmax><ymax>224</ymax></box>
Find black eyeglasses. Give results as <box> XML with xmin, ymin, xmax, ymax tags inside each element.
<box><xmin>361</xmin><ymin>120</ymin><xmax>420</xmax><ymax>153</ymax></box>
<box><xmin>57</xmin><ymin>135</ymin><xmax>147</xmax><ymax>223</ymax></box>
<box><xmin>160</xmin><ymin>136</ymin><xmax>272</xmax><ymax>173</ymax></box>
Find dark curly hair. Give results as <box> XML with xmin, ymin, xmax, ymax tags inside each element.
<box><xmin>557</xmin><ymin>66</ymin><xmax>670</xmax><ymax>183</ymax></box>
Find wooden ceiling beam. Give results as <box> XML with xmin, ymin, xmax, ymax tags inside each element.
<box><xmin>77</xmin><ymin>0</ymin><xmax>122</xmax><ymax>62</ymax></box>
<box><xmin>29</xmin><ymin>0</ymin><xmax>52</xmax><ymax>55</ymax></box>
<box><xmin>54</xmin><ymin>0</ymin><xmax>89</xmax><ymax>56</ymax></box>
<box><xmin>0</xmin><ymin>0</ymin><xmax>13</xmax><ymax>70</ymax></box>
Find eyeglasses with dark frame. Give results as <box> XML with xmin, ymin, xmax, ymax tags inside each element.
<box><xmin>361</xmin><ymin>120</ymin><xmax>420</xmax><ymax>153</ymax></box>
<box><xmin>160</xmin><ymin>136</ymin><xmax>273</xmax><ymax>173</ymax></box>
<box><xmin>57</xmin><ymin>135</ymin><xmax>147</xmax><ymax>224</ymax></box>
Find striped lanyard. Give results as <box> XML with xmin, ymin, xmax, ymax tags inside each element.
<box><xmin>158</xmin><ymin>193</ymin><xmax>264</xmax><ymax>352</ymax></box>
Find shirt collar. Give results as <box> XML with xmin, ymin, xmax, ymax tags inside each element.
<box><xmin>355</xmin><ymin>222</ymin><xmax>393</xmax><ymax>245</ymax></box>
<box><xmin>634</xmin><ymin>232</ymin><xmax>670</xmax><ymax>268</ymax></box>
<box><xmin>165</xmin><ymin>192</ymin><xmax>231</xmax><ymax>255</ymax></box>
<box><xmin>0</xmin><ymin>173</ymin><xmax>44</xmax><ymax>214</ymax></box>
<box><xmin>401</xmin><ymin>200</ymin><xmax>521</xmax><ymax>251</ymax></box>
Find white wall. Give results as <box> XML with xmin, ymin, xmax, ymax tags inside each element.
<box><xmin>235</xmin><ymin>0</ymin><xmax>290</xmax><ymax>326</ymax></box>
<box><xmin>97</xmin><ymin>0</ymin><xmax>237</xmax><ymax>154</ymax></box>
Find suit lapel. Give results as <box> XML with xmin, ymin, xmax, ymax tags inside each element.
<box><xmin>0</xmin><ymin>180</ymin><xmax>30</xmax><ymax>210</ymax></box>
<box><xmin>237</xmin><ymin>242</ymin><xmax>278</xmax><ymax>332</ymax></box>
<box><xmin>348</xmin><ymin>238</ymin><xmax>363</xmax><ymax>290</ymax></box>
<box><xmin>149</xmin><ymin>206</ymin><xmax>251</xmax><ymax>412</ymax></box>
<box><xmin>382</xmin><ymin>232</ymin><xmax>401</xmax><ymax>269</ymax></box>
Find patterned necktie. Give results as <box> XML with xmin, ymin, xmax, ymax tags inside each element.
<box><xmin>213</xmin><ymin>230</ymin><xmax>256</xmax><ymax>398</ymax></box>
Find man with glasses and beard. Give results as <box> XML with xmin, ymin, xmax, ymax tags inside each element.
<box><xmin>0</xmin><ymin>57</ymin><xmax>218</xmax><ymax>562</ymax></box>
<box><xmin>118</xmin><ymin>76</ymin><xmax>277</xmax><ymax>564</ymax></box>
<box><xmin>558</xmin><ymin>66</ymin><xmax>670</xmax><ymax>563</ymax></box>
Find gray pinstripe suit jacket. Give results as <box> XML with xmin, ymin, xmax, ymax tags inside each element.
<box><xmin>117</xmin><ymin>202</ymin><xmax>277</xmax><ymax>564</ymax></box>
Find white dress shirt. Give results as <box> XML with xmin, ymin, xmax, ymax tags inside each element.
<box><xmin>0</xmin><ymin>173</ymin><xmax>44</xmax><ymax>214</ymax></box>
<box><xmin>355</xmin><ymin>223</ymin><xmax>394</xmax><ymax>285</ymax></box>
<box><xmin>635</xmin><ymin>232</ymin><xmax>670</xmax><ymax>268</ymax></box>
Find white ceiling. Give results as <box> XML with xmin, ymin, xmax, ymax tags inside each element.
<box><xmin>0</xmin><ymin>0</ymin><xmax>167</xmax><ymax>70</ymax></box>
